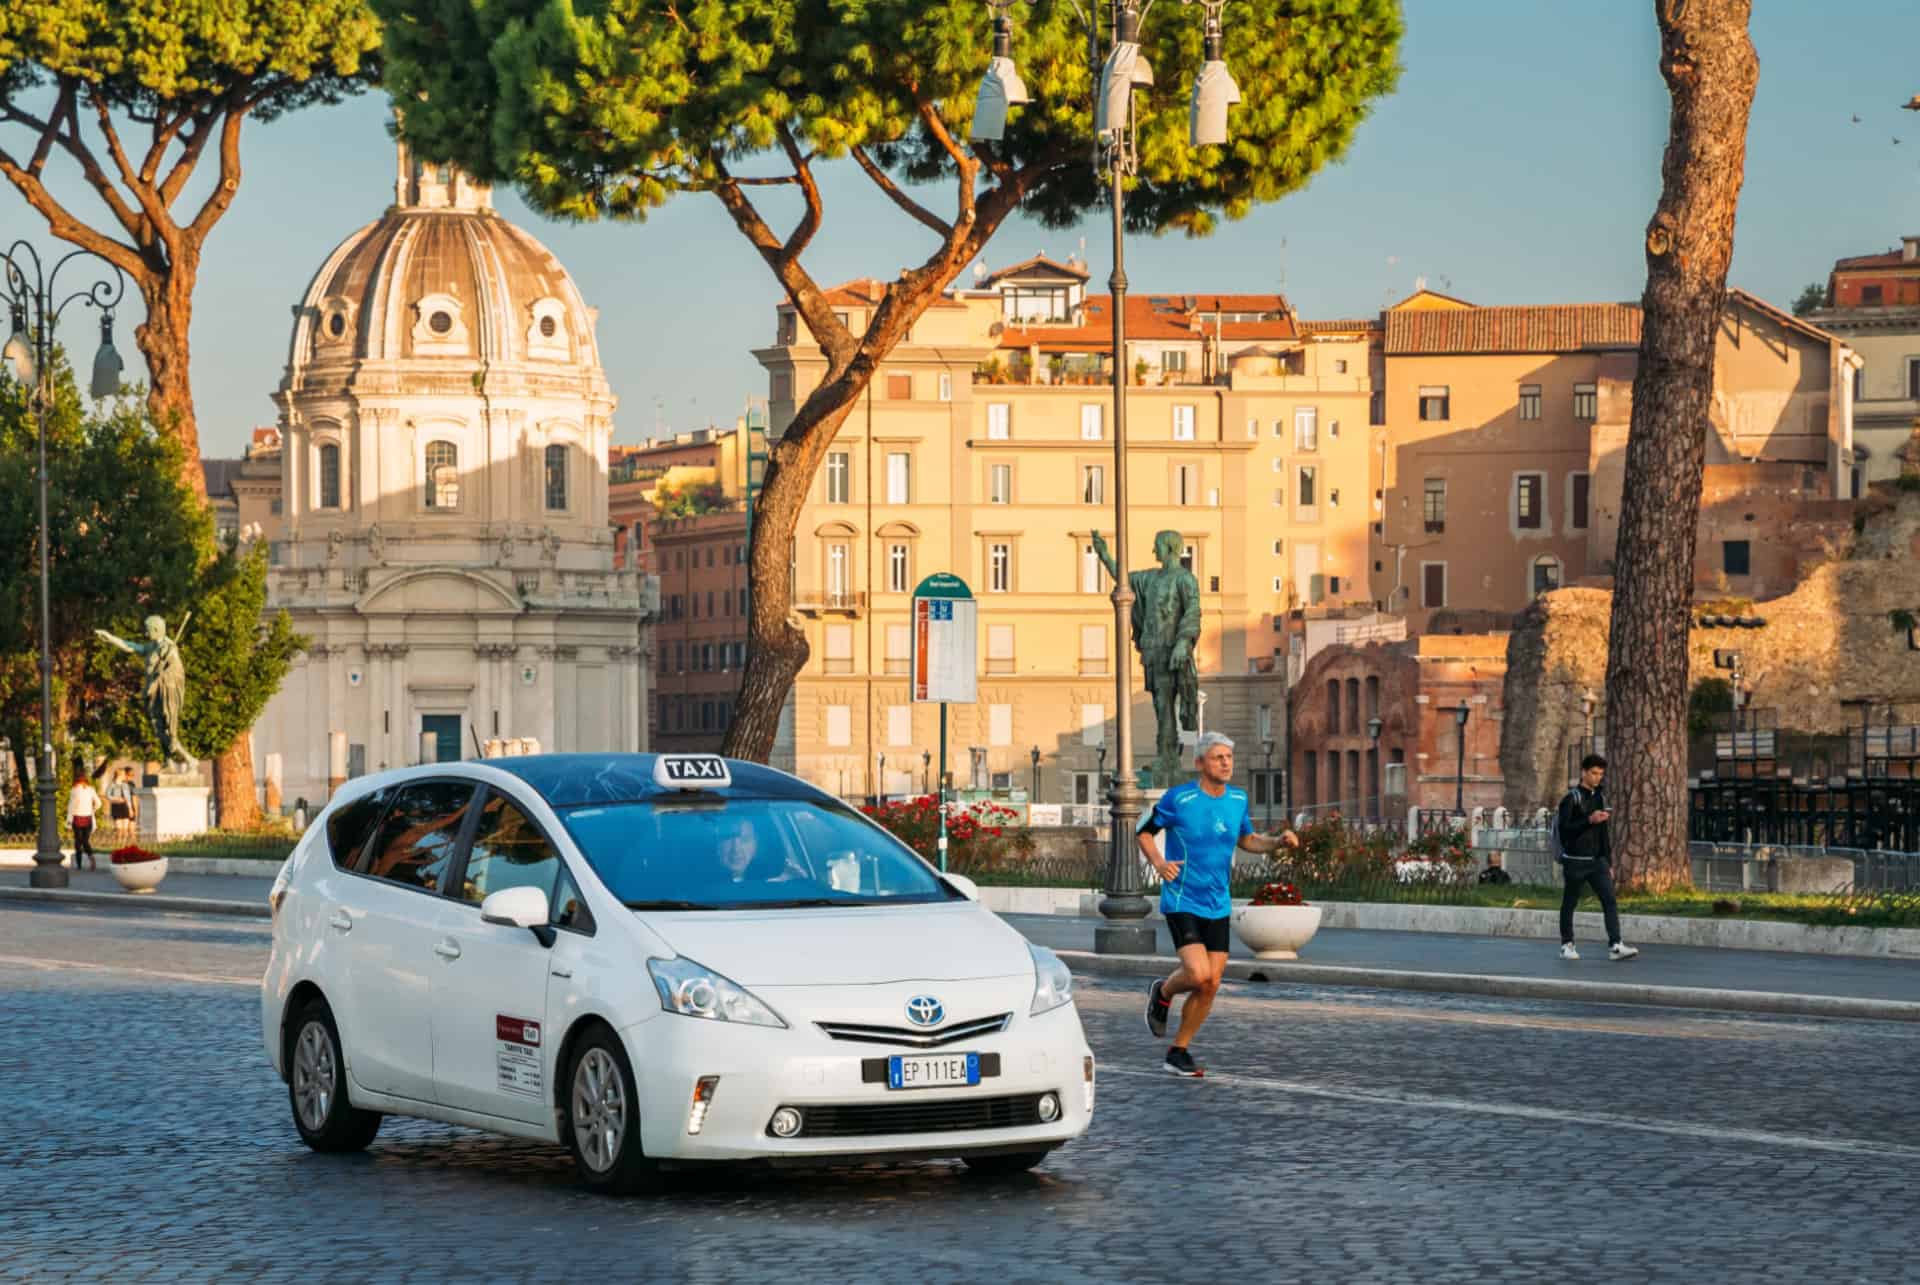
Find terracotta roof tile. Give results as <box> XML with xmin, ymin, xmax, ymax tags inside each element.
<box><xmin>982</xmin><ymin>254</ymin><xmax>1090</xmax><ymax>284</ymax></box>
<box><xmin>1385</xmin><ymin>303</ymin><xmax>1642</xmax><ymax>355</ymax></box>
<box><xmin>1833</xmin><ymin>250</ymin><xmax>1911</xmax><ymax>270</ymax></box>
<box><xmin>1300</xmin><ymin>318</ymin><xmax>1384</xmax><ymax>334</ymax></box>
<box><xmin>998</xmin><ymin>293</ymin><xmax>1298</xmax><ymax>350</ymax></box>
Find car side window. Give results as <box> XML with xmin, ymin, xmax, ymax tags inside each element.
<box><xmin>456</xmin><ymin>791</ymin><xmax>564</xmax><ymax>908</ymax></box>
<box><xmin>325</xmin><ymin>789</ymin><xmax>388</xmax><ymax>871</ymax></box>
<box><xmin>552</xmin><ymin>866</ymin><xmax>596</xmax><ymax>937</ymax></box>
<box><xmin>362</xmin><ymin>781</ymin><xmax>476</xmax><ymax>893</ymax></box>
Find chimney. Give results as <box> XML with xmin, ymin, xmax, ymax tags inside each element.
<box><xmin>1904</xmin><ymin>236</ymin><xmax>1920</xmax><ymax>261</ymax></box>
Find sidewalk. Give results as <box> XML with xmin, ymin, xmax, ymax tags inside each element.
<box><xmin>7</xmin><ymin>868</ymin><xmax>1919</xmax><ymax>1021</ymax></box>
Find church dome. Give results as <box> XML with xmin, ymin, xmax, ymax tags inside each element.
<box><xmin>285</xmin><ymin>145</ymin><xmax>602</xmax><ymax>382</ymax></box>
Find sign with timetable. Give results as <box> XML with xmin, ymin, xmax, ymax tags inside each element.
<box><xmin>910</xmin><ymin>574</ymin><xmax>977</xmax><ymax>705</ymax></box>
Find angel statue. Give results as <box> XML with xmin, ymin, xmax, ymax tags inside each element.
<box><xmin>96</xmin><ymin>614</ymin><xmax>194</xmax><ymax>770</ymax></box>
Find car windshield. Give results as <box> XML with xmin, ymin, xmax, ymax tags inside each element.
<box><xmin>557</xmin><ymin>797</ymin><xmax>959</xmax><ymax>910</ymax></box>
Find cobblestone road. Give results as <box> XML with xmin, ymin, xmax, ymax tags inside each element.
<box><xmin>4</xmin><ymin>904</ymin><xmax>1918</xmax><ymax>1284</ymax></box>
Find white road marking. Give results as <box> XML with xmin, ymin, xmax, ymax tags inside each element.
<box><xmin>1102</xmin><ymin>1065</ymin><xmax>1920</xmax><ymax>1159</ymax></box>
<box><xmin>0</xmin><ymin>952</ymin><xmax>258</xmax><ymax>989</ymax></box>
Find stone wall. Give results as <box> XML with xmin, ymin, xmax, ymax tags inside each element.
<box><xmin>1501</xmin><ymin>489</ymin><xmax>1920</xmax><ymax>811</ymax></box>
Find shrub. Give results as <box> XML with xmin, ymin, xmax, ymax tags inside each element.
<box><xmin>1250</xmin><ymin>882</ymin><xmax>1307</xmax><ymax>907</ymax></box>
<box><xmin>110</xmin><ymin>845</ymin><xmax>161</xmax><ymax>865</ymax></box>
<box><xmin>859</xmin><ymin>796</ymin><xmax>1032</xmax><ymax>871</ymax></box>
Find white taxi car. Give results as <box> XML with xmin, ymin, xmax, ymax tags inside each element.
<box><xmin>261</xmin><ymin>753</ymin><xmax>1095</xmax><ymax>1192</ymax></box>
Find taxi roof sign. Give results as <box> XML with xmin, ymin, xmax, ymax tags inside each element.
<box><xmin>654</xmin><ymin>754</ymin><xmax>732</xmax><ymax>791</ymax></box>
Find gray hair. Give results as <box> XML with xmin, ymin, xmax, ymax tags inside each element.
<box><xmin>1194</xmin><ymin>732</ymin><xmax>1234</xmax><ymax>759</ymax></box>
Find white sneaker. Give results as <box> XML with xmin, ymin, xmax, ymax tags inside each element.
<box><xmin>1609</xmin><ymin>943</ymin><xmax>1640</xmax><ymax>961</ymax></box>
<box><xmin>1559</xmin><ymin>943</ymin><xmax>1580</xmax><ymax>960</ymax></box>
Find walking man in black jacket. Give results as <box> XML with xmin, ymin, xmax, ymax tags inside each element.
<box><xmin>1556</xmin><ymin>754</ymin><xmax>1638</xmax><ymax>961</ymax></box>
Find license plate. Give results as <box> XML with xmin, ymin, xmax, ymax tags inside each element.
<box><xmin>887</xmin><ymin>1052</ymin><xmax>980</xmax><ymax>1090</ymax></box>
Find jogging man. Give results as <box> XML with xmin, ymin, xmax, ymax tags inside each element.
<box><xmin>1556</xmin><ymin>753</ymin><xmax>1638</xmax><ymax>961</ymax></box>
<box><xmin>1141</xmin><ymin>732</ymin><xmax>1300</xmax><ymax>1077</ymax></box>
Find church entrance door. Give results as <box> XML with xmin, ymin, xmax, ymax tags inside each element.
<box><xmin>422</xmin><ymin>714</ymin><xmax>462</xmax><ymax>765</ymax></box>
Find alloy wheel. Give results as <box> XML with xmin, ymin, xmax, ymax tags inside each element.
<box><xmin>293</xmin><ymin>1021</ymin><xmax>335</xmax><ymax>1131</ymax></box>
<box><xmin>572</xmin><ymin>1047</ymin><xmax>628</xmax><ymax>1173</ymax></box>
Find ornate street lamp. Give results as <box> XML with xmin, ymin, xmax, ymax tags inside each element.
<box><xmin>1446</xmin><ymin>705</ymin><xmax>1470</xmax><ymax>820</ymax></box>
<box><xmin>973</xmin><ymin>0</ymin><xmax>1240</xmax><ymax>956</ymax></box>
<box><xmin>1260</xmin><ymin>738</ymin><xmax>1275</xmax><ymax>829</ymax></box>
<box><xmin>3</xmin><ymin>240</ymin><xmax>128</xmax><ymax>889</ymax></box>
<box><xmin>921</xmin><ymin>748</ymin><xmax>932</xmax><ymax>797</ymax></box>
<box><xmin>1365</xmin><ymin>716</ymin><xmax>1383</xmax><ymax>822</ymax></box>
<box><xmin>1029</xmin><ymin>745</ymin><xmax>1041</xmax><ymax>801</ymax></box>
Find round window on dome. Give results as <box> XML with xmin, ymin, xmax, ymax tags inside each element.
<box><xmin>539</xmin><ymin>316</ymin><xmax>558</xmax><ymax>339</ymax></box>
<box><xmin>428</xmin><ymin>310</ymin><xmax>454</xmax><ymax>335</ymax></box>
<box><xmin>326</xmin><ymin>312</ymin><xmax>347</xmax><ymax>338</ymax></box>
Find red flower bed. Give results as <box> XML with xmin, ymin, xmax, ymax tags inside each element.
<box><xmin>110</xmin><ymin>845</ymin><xmax>161</xmax><ymax>865</ymax></box>
<box><xmin>859</xmin><ymin>796</ymin><xmax>1030</xmax><ymax>869</ymax></box>
<box><xmin>1250</xmin><ymin>882</ymin><xmax>1307</xmax><ymax>907</ymax></box>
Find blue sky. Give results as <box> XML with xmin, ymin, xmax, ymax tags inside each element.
<box><xmin>12</xmin><ymin>0</ymin><xmax>1920</xmax><ymax>457</ymax></box>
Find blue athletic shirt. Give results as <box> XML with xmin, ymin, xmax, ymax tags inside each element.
<box><xmin>1139</xmin><ymin>782</ymin><xmax>1253</xmax><ymax>919</ymax></box>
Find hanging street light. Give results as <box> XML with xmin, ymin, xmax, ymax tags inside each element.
<box><xmin>970</xmin><ymin>0</ymin><xmax>1033</xmax><ymax>142</ymax></box>
<box><xmin>1188</xmin><ymin>3</ymin><xmax>1240</xmax><ymax>146</ymax></box>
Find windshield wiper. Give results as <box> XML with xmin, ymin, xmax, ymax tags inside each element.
<box><xmin>622</xmin><ymin>899</ymin><xmax>717</xmax><ymax>911</ymax></box>
<box><xmin>751</xmin><ymin>896</ymin><xmax>884</xmax><ymax>909</ymax></box>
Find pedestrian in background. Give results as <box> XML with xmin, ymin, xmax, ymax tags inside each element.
<box><xmin>1556</xmin><ymin>754</ymin><xmax>1637</xmax><ymax>961</ymax></box>
<box><xmin>67</xmin><ymin>771</ymin><xmax>101</xmax><ymax>871</ymax></box>
<box><xmin>106</xmin><ymin>766</ymin><xmax>138</xmax><ymax>844</ymax></box>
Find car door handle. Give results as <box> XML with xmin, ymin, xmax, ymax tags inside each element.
<box><xmin>433</xmin><ymin>940</ymin><xmax>462</xmax><ymax>960</ymax></box>
<box><xmin>551</xmin><ymin>965</ymin><xmax>573</xmax><ymax>979</ymax></box>
<box><xmin>328</xmin><ymin>911</ymin><xmax>353</xmax><ymax>933</ymax></box>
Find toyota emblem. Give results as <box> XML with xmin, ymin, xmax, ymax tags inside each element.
<box><xmin>905</xmin><ymin>995</ymin><xmax>945</xmax><ymax>1027</ymax></box>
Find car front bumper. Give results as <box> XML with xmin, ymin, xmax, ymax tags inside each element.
<box><xmin>621</xmin><ymin>999</ymin><xmax>1095</xmax><ymax>1163</ymax></box>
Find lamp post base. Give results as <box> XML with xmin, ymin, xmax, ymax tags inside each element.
<box><xmin>29</xmin><ymin>853</ymin><xmax>69</xmax><ymax>889</ymax></box>
<box><xmin>1094</xmin><ymin>917</ymin><xmax>1158</xmax><ymax>956</ymax></box>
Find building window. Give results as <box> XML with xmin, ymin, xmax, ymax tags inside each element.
<box><xmin>1162</xmin><ymin>350</ymin><xmax>1188</xmax><ymax>373</ymax></box>
<box><xmin>1573</xmin><ymin>383</ymin><xmax>1597</xmax><ymax>421</ymax></box>
<box><xmin>887</xmin><ymin>543</ymin><xmax>909</xmax><ymax>593</ymax></box>
<box><xmin>986</xmin><ymin>403</ymin><xmax>1011</xmax><ymax>440</ymax></box>
<box><xmin>826</xmin><ymin>542</ymin><xmax>849</xmax><ymax>597</ymax></box>
<box><xmin>1370</xmin><ymin>389</ymin><xmax>1386</xmax><ymax>426</ymax></box>
<box><xmin>823</xmin><ymin>624</ymin><xmax>853</xmax><ymax>675</ymax></box>
<box><xmin>424</xmin><ymin>440</ymin><xmax>458</xmax><ymax>508</ymax></box>
<box><xmin>1570</xmin><ymin>473</ymin><xmax>1590</xmax><ymax>530</ymax></box>
<box><xmin>1862</xmin><ymin>285</ymin><xmax>1884</xmax><ymax>306</ymax></box>
<box><xmin>989</xmin><ymin>463</ymin><xmax>1012</xmax><ymax>505</ymax></box>
<box><xmin>1723</xmin><ymin>540</ymin><xmax>1751</xmax><ymax>576</ymax></box>
<box><xmin>1272</xmin><ymin>488</ymin><xmax>1284</xmax><ymax>508</ymax></box>
<box><xmin>825</xmin><ymin>704</ymin><xmax>852</xmax><ymax>748</ymax></box>
<box><xmin>886</xmin><ymin>373</ymin><xmax>913</xmax><ymax>400</ymax></box>
<box><xmin>1423</xmin><ymin>478</ymin><xmax>1445</xmax><ymax>533</ymax></box>
<box><xmin>1516</xmin><ymin>473</ymin><xmax>1543</xmax><ymax>530</ymax></box>
<box><xmin>1272</xmin><ymin>539</ymin><xmax>1284</xmax><ymax>555</ymax></box>
<box><xmin>1081</xmin><ymin>543</ymin><xmax>1107</xmax><ymax>594</ymax></box>
<box><xmin>1532</xmin><ymin>555</ymin><xmax>1562</xmax><ymax>596</ymax></box>
<box><xmin>1518</xmin><ymin>384</ymin><xmax>1542</xmax><ymax>421</ymax></box>
<box><xmin>989</xmin><ymin>542</ymin><xmax>1012</xmax><ymax>592</ymax></box>
<box><xmin>1852</xmin><ymin>364</ymin><xmax>1864</xmax><ymax>402</ymax></box>
<box><xmin>1246</xmin><ymin>416</ymin><xmax>1259</xmax><ymax>440</ymax></box>
<box><xmin>1294</xmin><ymin>407</ymin><xmax>1318</xmax><ymax>452</ymax></box>
<box><xmin>1180</xmin><ymin>542</ymin><xmax>1197</xmax><ymax>576</ymax></box>
<box><xmin>1422</xmin><ymin>562</ymin><xmax>1446</xmax><ymax>609</ymax></box>
<box><xmin>1081</xmin><ymin>464</ymin><xmax>1105</xmax><ymax>505</ymax></box>
<box><xmin>1272</xmin><ymin>576</ymin><xmax>1284</xmax><ymax>592</ymax></box>
<box><xmin>884</xmin><ymin>623</ymin><xmax>911</xmax><ymax>676</ymax></box>
<box><xmin>1174</xmin><ymin>463</ymin><xmax>1200</xmax><ymax>506</ymax></box>
<box><xmin>1333</xmin><ymin>359</ymin><xmax>1349</xmax><ymax>375</ymax></box>
<box><xmin>826</xmin><ymin>451</ymin><xmax>850</xmax><ymax>504</ymax></box>
<box><xmin>1080</xmin><ymin>702</ymin><xmax>1106</xmax><ymax>747</ymax></box>
<box><xmin>938</xmin><ymin>372</ymin><xmax>953</xmax><ymax>402</ymax></box>
<box><xmin>1908</xmin><ymin>357</ymin><xmax>1920</xmax><ymax>401</ymax></box>
<box><xmin>886</xmin><ymin>452</ymin><xmax>911</xmax><ymax>504</ymax></box>
<box><xmin>544</xmin><ymin>443</ymin><xmax>568</xmax><ymax>511</ymax></box>
<box><xmin>1172</xmin><ymin>404</ymin><xmax>1196</xmax><ymax>441</ymax></box>
<box><xmin>1418</xmin><ymin>386</ymin><xmax>1450</xmax><ymax>421</ymax></box>
<box><xmin>1080</xmin><ymin>403</ymin><xmax>1103</xmax><ymax>440</ymax></box>
<box><xmin>317</xmin><ymin>442</ymin><xmax>341</xmax><ymax>509</ymax></box>
<box><xmin>989</xmin><ymin>704</ymin><xmax>1013</xmax><ymax>748</ymax></box>
<box><xmin>1297</xmin><ymin>465</ymin><xmax>1317</xmax><ymax>509</ymax></box>
<box><xmin>987</xmin><ymin>624</ymin><xmax>1015</xmax><ymax>675</ymax></box>
<box><xmin>1079</xmin><ymin>625</ymin><xmax>1108</xmax><ymax>675</ymax></box>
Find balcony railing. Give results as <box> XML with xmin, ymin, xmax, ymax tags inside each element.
<box><xmin>794</xmin><ymin>589</ymin><xmax>867</xmax><ymax>615</ymax></box>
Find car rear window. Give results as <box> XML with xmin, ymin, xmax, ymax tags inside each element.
<box><xmin>558</xmin><ymin>797</ymin><xmax>958</xmax><ymax>911</ymax></box>
<box><xmin>325</xmin><ymin>789</ymin><xmax>389</xmax><ymax>871</ymax></box>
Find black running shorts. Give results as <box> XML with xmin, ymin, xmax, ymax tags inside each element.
<box><xmin>1165</xmin><ymin>911</ymin><xmax>1231</xmax><ymax>954</ymax></box>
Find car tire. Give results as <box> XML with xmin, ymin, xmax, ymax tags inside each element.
<box><xmin>562</xmin><ymin>1025</ymin><xmax>663</xmax><ymax>1195</ymax></box>
<box><xmin>961</xmin><ymin>1150</ymin><xmax>1049</xmax><ymax>1177</ymax></box>
<box><xmin>287</xmin><ymin>999</ymin><xmax>383</xmax><ymax>1153</ymax></box>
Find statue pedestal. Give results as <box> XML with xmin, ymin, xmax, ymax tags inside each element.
<box><xmin>137</xmin><ymin>780</ymin><xmax>211</xmax><ymax>843</ymax></box>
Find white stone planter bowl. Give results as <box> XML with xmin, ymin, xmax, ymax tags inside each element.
<box><xmin>111</xmin><ymin>856</ymin><xmax>169</xmax><ymax>894</ymax></box>
<box><xmin>1233</xmin><ymin>903</ymin><xmax>1323</xmax><ymax>960</ymax></box>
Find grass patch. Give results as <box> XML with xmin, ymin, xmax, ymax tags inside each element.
<box><xmin>153</xmin><ymin>833</ymin><xmax>296</xmax><ymax>862</ymax></box>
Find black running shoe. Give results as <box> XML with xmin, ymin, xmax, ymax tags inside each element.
<box><xmin>1164</xmin><ymin>1046</ymin><xmax>1204</xmax><ymax>1078</ymax></box>
<box><xmin>1144</xmin><ymin>979</ymin><xmax>1171</xmax><ymax>1039</ymax></box>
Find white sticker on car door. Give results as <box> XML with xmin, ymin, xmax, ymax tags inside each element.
<box><xmin>494</xmin><ymin>1014</ymin><xmax>543</xmax><ymax>1099</ymax></box>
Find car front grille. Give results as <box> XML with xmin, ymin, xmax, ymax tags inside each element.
<box><xmin>781</xmin><ymin>1093</ymin><xmax>1047</xmax><ymax>1139</ymax></box>
<box><xmin>815</xmin><ymin>1013</ymin><xmax>1012</xmax><ymax>1049</ymax></box>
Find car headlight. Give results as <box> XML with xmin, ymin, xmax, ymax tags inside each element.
<box><xmin>1028</xmin><ymin>943</ymin><xmax>1074</xmax><ymax>1016</ymax></box>
<box><xmin>648</xmin><ymin>956</ymin><xmax>787</xmax><ymax>1029</ymax></box>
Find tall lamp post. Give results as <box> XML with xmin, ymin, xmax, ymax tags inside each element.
<box><xmin>1260</xmin><ymin>739</ymin><xmax>1275</xmax><ymax>829</ymax></box>
<box><xmin>974</xmin><ymin>0</ymin><xmax>1241</xmax><ymax>956</ymax></box>
<box><xmin>1029</xmin><ymin>745</ymin><xmax>1041</xmax><ymax>802</ymax></box>
<box><xmin>3</xmin><ymin>242</ymin><xmax>126</xmax><ymax>890</ymax></box>
<box><xmin>1365</xmin><ymin>716</ymin><xmax>1383</xmax><ymax>823</ymax></box>
<box><xmin>921</xmin><ymin>748</ymin><xmax>931</xmax><ymax>797</ymax></box>
<box><xmin>1445</xmin><ymin>705</ymin><xmax>1470</xmax><ymax>820</ymax></box>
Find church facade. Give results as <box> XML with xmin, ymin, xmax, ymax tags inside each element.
<box><xmin>251</xmin><ymin>146</ymin><xmax>657</xmax><ymax>804</ymax></box>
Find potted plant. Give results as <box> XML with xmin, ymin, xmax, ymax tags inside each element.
<box><xmin>1233</xmin><ymin>881</ymin><xmax>1323</xmax><ymax>959</ymax></box>
<box><xmin>110</xmin><ymin>844</ymin><xmax>168</xmax><ymax>894</ymax></box>
<box><xmin>1133</xmin><ymin>356</ymin><xmax>1150</xmax><ymax>386</ymax></box>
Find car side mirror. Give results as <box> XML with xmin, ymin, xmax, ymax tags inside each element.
<box><xmin>480</xmin><ymin>885</ymin><xmax>554</xmax><ymax>946</ymax></box>
<box><xmin>941</xmin><ymin>873</ymin><xmax>981</xmax><ymax>902</ymax></box>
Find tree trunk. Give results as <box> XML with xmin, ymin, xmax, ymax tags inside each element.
<box><xmin>1603</xmin><ymin>0</ymin><xmax>1757</xmax><ymax>892</ymax></box>
<box><xmin>137</xmin><ymin>271</ymin><xmax>208</xmax><ymax>502</ymax></box>
<box><xmin>213</xmin><ymin>734</ymin><xmax>259</xmax><ymax>829</ymax></box>
<box><xmin>722</xmin><ymin>398</ymin><xmax>866</xmax><ymax>762</ymax></box>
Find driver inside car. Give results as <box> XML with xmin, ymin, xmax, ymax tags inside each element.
<box><xmin>716</xmin><ymin>816</ymin><xmax>807</xmax><ymax>887</ymax></box>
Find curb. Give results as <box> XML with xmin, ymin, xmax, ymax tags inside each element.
<box><xmin>0</xmin><ymin>886</ymin><xmax>269</xmax><ymax>920</ymax></box>
<box><xmin>1054</xmin><ymin>949</ymin><xmax>1920</xmax><ymax>1025</ymax></box>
